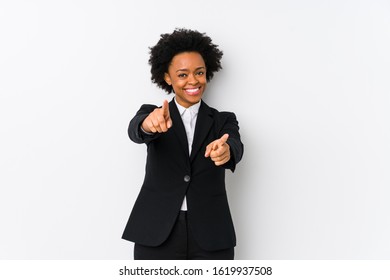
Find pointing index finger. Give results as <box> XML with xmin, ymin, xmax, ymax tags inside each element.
<box><xmin>162</xmin><ymin>100</ymin><xmax>170</xmax><ymax>117</ymax></box>
<box><xmin>162</xmin><ymin>99</ymin><xmax>172</xmax><ymax>128</ymax></box>
<box><xmin>220</xmin><ymin>134</ymin><xmax>229</xmax><ymax>144</ymax></box>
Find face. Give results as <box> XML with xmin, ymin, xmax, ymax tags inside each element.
<box><xmin>164</xmin><ymin>52</ymin><xmax>207</xmax><ymax>108</ymax></box>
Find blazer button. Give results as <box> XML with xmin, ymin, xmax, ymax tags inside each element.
<box><xmin>184</xmin><ymin>175</ymin><xmax>191</xmax><ymax>182</ymax></box>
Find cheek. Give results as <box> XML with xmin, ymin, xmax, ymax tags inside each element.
<box><xmin>199</xmin><ymin>75</ymin><xmax>207</xmax><ymax>84</ymax></box>
<box><xmin>172</xmin><ymin>79</ymin><xmax>186</xmax><ymax>89</ymax></box>
<box><xmin>200</xmin><ymin>78</ymin><xmax>207</xmax><ymax>88</ymax></box>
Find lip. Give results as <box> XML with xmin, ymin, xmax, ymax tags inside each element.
<box><xmin>184</xmin><ymin>87</ymin><xmax>201</xmax><ymax>96</ymax></box>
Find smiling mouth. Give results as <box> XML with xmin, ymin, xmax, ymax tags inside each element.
<box><xmin>184</xmin><ymin>87</ymin><xmax>201</xmax><ymax>95</ymax></box>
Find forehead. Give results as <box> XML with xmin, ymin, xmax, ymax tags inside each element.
<box><xmin>169</xmin><ymin>52</ymin><xmax>205</xmax><ymax>69</ymax></box>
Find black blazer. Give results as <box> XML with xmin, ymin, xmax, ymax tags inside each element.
<box><xmin>122</xmin><ymin>99</ymin><xmax>244</xmax><ymax>251</ymax></box>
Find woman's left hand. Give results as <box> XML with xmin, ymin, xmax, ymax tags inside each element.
<box><xmin>205</xmin><ymin>134</ymin><xmax>230</xmax><ymax>166</ymax></box>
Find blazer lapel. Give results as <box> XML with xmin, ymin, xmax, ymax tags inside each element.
<box><xmin>169</xmin><ymin>99</ymin><xmax>190</xmax><ymax>156</ymax></box>
<box><xmin>190</xmin><ymin>100</ymin><xmax>214</xmax><ymax>162</ymax></box>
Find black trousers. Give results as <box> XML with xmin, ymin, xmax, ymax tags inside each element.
<box><xmin>134</xmin><ymin>211</ymin><xmax>234</xmax><ymax>260</ymax></box>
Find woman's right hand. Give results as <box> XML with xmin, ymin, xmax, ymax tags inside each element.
<box><xmin>141</xmin><ymin>100</ymin><xmax>172</xmax><ymax>133</ymax></box>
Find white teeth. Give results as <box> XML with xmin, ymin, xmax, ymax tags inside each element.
<box><xmin>186</xmin><ymin>88</ymin><xmax>199</xmax><ymax>93</ymax></box>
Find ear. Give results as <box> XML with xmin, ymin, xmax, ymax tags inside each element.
<box><xmin>164</xmin><ymin>73</ymin><xmax>172</xmax><ymax>85</ymax></box>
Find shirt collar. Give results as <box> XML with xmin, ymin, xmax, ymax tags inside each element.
<box><xmin>174</xmin><ymin>98</ymin><xmax>201</xmax><ymax>116</ymax></box>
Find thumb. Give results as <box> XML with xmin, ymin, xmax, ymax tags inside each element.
<box><xmin>205</xmin><ymin>142</ymin><xmax>216</xmax><ymax>157</ymax></box>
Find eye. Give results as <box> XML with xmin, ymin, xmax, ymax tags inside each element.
<box><xmin>196</xmin><ymin>71</ymin><xmax>205</xmax><ymax>76</ymax></box>
<box><xmin>178</xmin><ymin>73</ymin><xmax>187</xmax><ymax>78</ymax></box>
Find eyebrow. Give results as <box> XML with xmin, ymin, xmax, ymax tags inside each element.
<box><xmin>176</xmin><ymin>66</ymin><xmax>206</xmax><ymax>73</ymax></box>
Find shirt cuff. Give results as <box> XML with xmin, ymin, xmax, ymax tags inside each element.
<box><xmin>140</xmin><ymin>125</ymin><xmax>155</xmax><ymax>135</ymax></box>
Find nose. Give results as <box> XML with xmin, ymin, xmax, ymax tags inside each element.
<box><xmin>187</xmin><ymin>73</ymin><xmax>198</xmax><ymax>85</ymax></box>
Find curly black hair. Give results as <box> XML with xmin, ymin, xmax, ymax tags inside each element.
<box><xmin>149</xmin><ymin>28</ymin><xmax>223</xmax><ymax>93</ymax></box>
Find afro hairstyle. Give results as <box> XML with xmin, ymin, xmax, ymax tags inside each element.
<box><xmin>149</xmin><ymin>28</ymin><xmax>223</xmax><ymax>93</ymax></box>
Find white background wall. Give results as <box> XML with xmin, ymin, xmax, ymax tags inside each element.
<box><xmin>1</xmin><ymin>0</ymin><xmax>389</xmax><ymax>260</ymax></box>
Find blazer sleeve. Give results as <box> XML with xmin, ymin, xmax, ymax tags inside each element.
<box><xmin>128</xmin><ymin>104</ymin><xmax>161</xmax><ymax>144</ymax></box>
<box><xmin>218</xmin><ymin>112</ymin><xmax>244</xmax><ymax>172</ymax></box>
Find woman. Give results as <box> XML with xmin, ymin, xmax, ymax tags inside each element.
<box><xmin>122</xmin><ymin>28</ymin><xmax>244</xmax><ymax>260</ymax></box>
